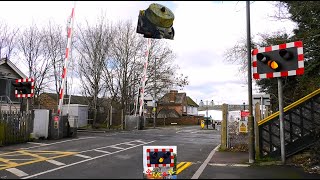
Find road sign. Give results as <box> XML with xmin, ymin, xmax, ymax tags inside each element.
<box><xmin>239</xmin><ymin>110</ymin><xmax>249</xmax><ymax>133</ymax></box>
<box><xmin>143</xmin><ymin>146</ymin><xmax>177</xmax><ymax>179</ymax></box>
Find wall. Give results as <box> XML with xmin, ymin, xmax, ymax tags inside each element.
<box><xmin>146</xmin><ymin>115</ymin><xmax>203</xmax><ymax>126</ymax></box>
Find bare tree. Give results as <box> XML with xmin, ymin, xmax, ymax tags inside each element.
<box><xmin>42</xmin><ymin>21</ymin><xmax>65</xmax><ymax>96</ymax></box>
<box><xmin>75</xmin><ymin>16</ymin><xmax>113</xmax><ymax>127</ymax></box>
<box><xmin>145</xmin><ymin>39</ymin><xmax>189</xmax><ymax>98</ymax></box>
<box><xmin>0</xmin><ymin>21</ymin><xmax>19</xmax><ymax>59</ymax></box>
<box><xmin>108</xmin><ymin>20</ymin><xmax>145</xmax><ymax>117</ymax></box>
<box><xmin>18</xmin><ymin>24</ymin><xmax>52</xmax><ymax>102</ymax></box>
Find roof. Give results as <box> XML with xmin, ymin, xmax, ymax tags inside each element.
<box><xmin>157</xmin><ymin>108</ymin><xmax>180</xmax><ymax>118</ymax></box>
<box><xmin>0</xmin><ymin>58</ymin><xmax>27</xmax><ymax>79</ymax></box>
<box><xmin>187</xmin><ymin>96</ymin><xmax>199</xmax><ymax>107</ymax></box>
<box><xmin>159</xmin><ymin>92</ymin><xmax>186</xmax><ymax>104</ymax></box>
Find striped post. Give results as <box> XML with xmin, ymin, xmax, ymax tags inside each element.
<box><xmin>57</xmin><ymin>5</ymin><xmax>76</xmax><ymax>116</ymax></box>
<box><xmin>139</xmin><ymin>38</ymin><xmax>151</xmax><ymax>116</ymax></box>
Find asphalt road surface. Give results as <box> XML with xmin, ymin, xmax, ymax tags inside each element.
<box><xmin>0</xmin><ymin>125</ymin><xmax>220</xmax><ymax>179</ymax></box>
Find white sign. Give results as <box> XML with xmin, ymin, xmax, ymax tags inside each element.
<box><xmin>143</xmin><ymin>146</ymin><xmax>177</xmax><ymax>179</ymax></box>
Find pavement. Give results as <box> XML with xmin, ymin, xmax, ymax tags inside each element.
<box><xmin>198</xmin><ymin>150</ymin><xmax>320</xmax><ymax>179</ymax></box>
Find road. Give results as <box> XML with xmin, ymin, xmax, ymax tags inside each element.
<box><xmin>0</xmin><ymin>125</ymin><xmax>220</xmax><ymax>179</ymax></box>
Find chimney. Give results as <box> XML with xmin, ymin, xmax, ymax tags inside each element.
<box><xmin>169</xmin><ymin>90</ymin><xmax>178</xmax><ymax>103</ymax></box>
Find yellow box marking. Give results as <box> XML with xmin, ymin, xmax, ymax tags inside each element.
<box><xmin>0</xmin><ymin>150</ymin><xmax>77</xmax><ymax>171</ymax></box>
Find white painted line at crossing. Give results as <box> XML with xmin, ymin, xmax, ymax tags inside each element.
<box><xmin>109</xmin><ymin>146</ymin><xmax>124</xmax><ymax>150</ymax></box>
<box><xmin>22</xmin><ymin>137</ymin><xmax>96</xmax><ymax>150</ymax></box>
<box><xmin>123</xmin><ymin>143</ymin><xmax>137</xmax><ymax>146</ymax></box>
<box><xmin>191</xmin><ymin>144</ymin><xmax>220</xmax><ymax>179</ymax></box>
<box><xmin>135</xmin><ymin>140</ymin><xmax>146</xmax><ymax>144</ymax></box>
<box><xmin>6</xmin><ymin>168</ymin><xmax>28</xmax><ymax>177</ymax></box>
<box><xmin>74</xmin><ymin>154</ymin><xmax>92</xmax><ymax>159</ymax></box>
<box><xmin>46</xmin><ymin>160</ymin><xmax>66</xmax><ymax>166</ymax></box>
<box><xmin>22</xmin><ymin>140</ymin><xmax>156</xmax><ymax>179</ymax></box>
<box><xmin>80</xmin><ymin>139</ymin><xmax>144</xmax><ymax>153</ymax></box>
<box><xmin>94</xmin><ymin>149</ymin><xmax>111</xmax><ymax>154</ymax></box>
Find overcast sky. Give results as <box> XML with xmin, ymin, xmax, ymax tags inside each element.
<box><xmin>0</xmin><ymin>1</ymin><xmax>296</xmax><ymax>105</ymax></box>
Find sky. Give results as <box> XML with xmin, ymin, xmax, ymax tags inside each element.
<box><xmin>0</xmin><ymin>1</ymin><xmax>296</xmax><ymax>105</ymax></box>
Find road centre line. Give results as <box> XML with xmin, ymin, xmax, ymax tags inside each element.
<box><xmin>191</xmin><ymin>144</ymin><xmax>220</xmax><ymax>179</ymax></box>
<box><xmin>21</xmin><ymin>140</ymin><xmax>155</xmax><ymax>179</ymax></box>
<box><xmin>21</xmin><ymin>137</ymin><xmax>96</xmax><ymax>150</ymax></box>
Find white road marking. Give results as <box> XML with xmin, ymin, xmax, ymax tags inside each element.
<box><xmin>22</xmin><ymin>140</ymin><xmax>156</xmax><ymax>179</ymax></box>
<box><xmin>191</xmin><ymin>144</ymin><xmax>220</xmax><ymax>179</ymax></box>
<box><xmin>94</xmin><ymin>149</ymin><xmax>111</xmax><ymax>154</ymax></box>
<box><xmin>208</xmin><ymin>163</ymin><xmax>250</xmax><ymax>167</ymax></box>
<box><xmin>46</xmin><ymin>160</ymin><xmax>66</xmax><ymax>166</ymax></box>
<box><xmin>135</xmin><ymin>140</ymin><xmax>146</xmax><ymax>143</ymax></box>
<box><xmin>74</xmin><ymin>154</ymin><xmax>92</xmax><ymax>159</ymax></box>
<box><xmin>123</xmin><ymin>143</ymin><xmax>137</xmax><ymax>146</ymax></box>
<box><xmin>21</xmin><ymin>137</ymin><xmax>96</xmax><ymax>150</ymax></box>
<box><xmin>27</xmin><ymin>142</ymin><xmax>47</xmax><ymax>145</ymax></box>
<box><xmin>6</xmin><ymin>168</ymin><xmax>28</xmax><ymax>177</ymax></box>
<box><xmin>109</xmin><ymin>146</ymin><xmax>124</xmax><ymax>150</ymax></box>
<box><xmin>80</xmin><ymin>139</ymin><xmax>144</xmax><ymax>153</ymax></box>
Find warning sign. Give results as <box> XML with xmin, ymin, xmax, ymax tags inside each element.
<box><xmin>239</xmin><ymin>122</ymin><xmax>247</xmax><ymax>133</ymax></box>
<box><xmin>239</xmin><ymin>110</ymin><xmax>249</xmax><ymax>133</ymax></box>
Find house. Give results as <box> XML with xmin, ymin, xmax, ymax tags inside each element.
<box><xmin>0</xmin><ymin>58</ymin><xmax>27</xmax><ymax>112</ymax></box>
<box><xmin>155</xmin><ymin>90</ymin><xmax>201</xmax><ymax>125</ymax></box>
<box><xmin>157</xmin><ymin>90</ymin><xmax>199</xmax><ymax>118</ymax></box>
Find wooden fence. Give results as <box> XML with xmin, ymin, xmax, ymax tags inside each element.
<box><xmin>0</xmin><ymin>111</ymin><xmax>33</xmax><ymax>146</ymax></box>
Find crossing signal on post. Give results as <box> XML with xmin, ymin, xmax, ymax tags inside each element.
<box><xmin>12</xmin><ymin>78</ymin><xmax>34</xmax><ymax>98</ymax></box>
<box><xmin>147</xmin><ymin>148</ymin><xmax>174</xmax><ymax>167</ymax></box>
<box><xmin>252</xmin><ymin>41</ymin><xmax>304</xmax><ymax>79</ymax></box>
<box><xmin>136</xmin><ymin>3</ymin><xmax>175</xmax><ymax>40</ymax></box>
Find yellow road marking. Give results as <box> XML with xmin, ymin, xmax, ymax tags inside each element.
<box><xmin>0</xmin><ymin>151</ymin><xmax>77</xmax><ymax>171</ymax></box>
<box><xmin>6</xmin><ymin>159</ymin><xmax>37</xmax><ymax>161</ymax></box>
<box><xmin>0</xmin><ymin>151</ymin><xmax>19</xmax><ymax>156</ymax></box>
<box><xmin>17</xmin><ymin>150</ymin><xmax>47</xmax><ymax>161</ymax></box>
<box><xmin>177</xmin><ymin>162</ymin><xmax>186</xmax><ymax>169</ymax></box>
<box><xmin>0</xmin><ymin>157</ymin><xmax>18</xmax><ymax>166</ymax></box>
<box><xmin>176</xmin><ymin>162</ymin><xmax>192</xmax><ymax>174</ymax></box>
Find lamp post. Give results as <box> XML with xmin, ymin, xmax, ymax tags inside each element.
<box><xmin>246</xmin><ymin>0</ymin><xmax>255</xmax><ymax>163</ymax></box>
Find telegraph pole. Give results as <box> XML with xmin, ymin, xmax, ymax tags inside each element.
<box><xmin>153</xmin><ymin>57</ymin><xmax>157</xmax><ymax>129</ymax></box>
<box><xmin>246</xmin><ymin>0</ymin><xmax>255</xmax><ymax>163</ymax></box>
